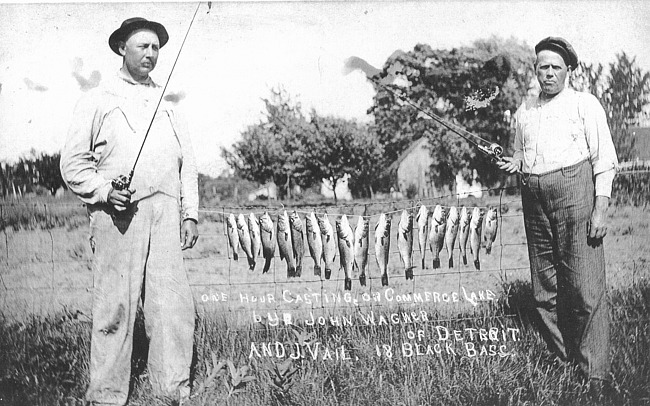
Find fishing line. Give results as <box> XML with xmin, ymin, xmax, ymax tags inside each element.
<box><xmin>113</xmin><ymin>2</ymin><xmax>205</xmax><ymax>190</ymax></box>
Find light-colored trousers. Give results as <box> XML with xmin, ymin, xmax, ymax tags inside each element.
<box><xmin>85</xmin><ymin>194</ymin><xmax>195</xmax><ymax>405</ymax></box>
<box><xmin>522</xmin><ymin>160</ymin><xmax>610</xmax><ymax>381</ymax></box>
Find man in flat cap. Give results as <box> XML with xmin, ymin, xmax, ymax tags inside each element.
<box><xmin>499</xmin><ymin>37</ymin><xmax>618</xmax><ymax>394</ymax></box>
<box><xmin>61</xmin><ymin>17</ymin><xmax>199</xmax><ymax>405</ymax></box>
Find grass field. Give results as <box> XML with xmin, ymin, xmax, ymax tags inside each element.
<box><xmin>1</xmin><ymin>192</ymin><xmax>649</xmax><ymax>405</ymax></box>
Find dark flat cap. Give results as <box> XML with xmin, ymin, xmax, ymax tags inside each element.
<box><xmin>535</xmin><ymin>37</ymin><xmax>578</xmax><ymax>69</ymax></box>
<box><xmin>109</xmin><ymin>17</ymin><xmax>169</xmax><ymax>56</ymax></box>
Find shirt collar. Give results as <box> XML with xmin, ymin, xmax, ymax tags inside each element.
<box><xmin>117</xmin><ymin>68</ymin><xmax>156</xmax><ymax>87</ymax></box>
<box><xmin>536</xmin><ymin>87</ymin><xmax>572</xmax><ymax>106</ymax></box>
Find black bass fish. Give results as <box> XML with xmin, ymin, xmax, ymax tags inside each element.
<box><xmin>375</xmin><ymin>213</ymin><xmax>391</xmax><ymax>286</ymax></box>
<box><xmin>483</xmin><ymin>207</ymin><xmax>498</xmax><ymax>254</ymax></box>
<box><xmin>289</xmin><ymin>211</ymin><xmax>305</xmax><ymax>277</ymax></box>
<box><xmin>305</xmin><ymin>212</ymin><xmax>323</xmax><ymax>276</ymax></box>
<box><xmin>444</xmin><ymin>206</ymin><xmax>459</xmax><ymax>268</ymax></box>
<box><xmin>336</xmin><ymin>214</ymin><xmax>354</xmax><ymax>291</ymax></box>
<box><xmin>353</xmin><ymin>216</ymin><xmax>370</xmax><ymax>286</ymax></box>
<box><xmin>469</xmin><ymin>207</ymin><xmax>484</xmax><ymax>270</ymax></box>
<box><xmin>458</xmin><ymin>206</ymin><xmax>472</xmax><ymax>266</ymax></box>
<box><xmin>237</xmin><ymin>213</ymin><xmax>255</xmax><ymax>270</ymax></box>
<box><xmin>318</xmin><ymin>213</ymin><xmax>337</xmax><ymax>280</ymax></box>
<box><xmin>415</xmin><ymin>204</ymin><xmax>429</xmax><ymax>269</ymax></box>
<box><xmin>277</xmin><ymin>211</ymin><xmax>296</xmax><ymax>277</ymax></box>
<box><xmin>226</xmin><ymin>213</ymin><xmax>239</xmax><ymax>261</ymax></box>
<box><xmin>259</xmin><ymin>212</ymin><xmax>275</xmax><ymax>273</ymax></box>
<box><xmin>247</xmin><ymin>213</ymin><xmax>262</xmax><ymax>270</ymax></box>
<box><xmin>397</xmin><ymin>209</ymin><xmax>415</xmax><ymax>280</ymax></box>
<box><xmin>428</xmin><ymin>205</ymin><xmax>446</xmax><ymax>269</ymax></box>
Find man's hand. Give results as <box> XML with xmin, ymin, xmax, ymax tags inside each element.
<box><xmin>108</xmin><ymin>187</ymin><xmax>135</xmax><ymax>212</ymax></box>
<box><xmin>589</xmin><ymin>196</ymin><xmax>610</xmax><ymax>240</ymax></box>
<box><xmin>181</xmin><ymin>219</ymin><xmax>199</xmax><ymax>250</ymax></box>
<box><xmin>497</xmin><ymin>157</ymin><xmax>522</xmax><ymax>174</ymax></box>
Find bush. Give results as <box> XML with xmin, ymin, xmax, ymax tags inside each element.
<box><xmin>612</xmin><ymin>172</ymin><xmax>650</xmax><ymax>206</ymax></box>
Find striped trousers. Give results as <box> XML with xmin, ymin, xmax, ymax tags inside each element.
<box><xmin>521</xmin><ymin>160</ymin><xmax>610</xmax><ymax>380</ymax></box>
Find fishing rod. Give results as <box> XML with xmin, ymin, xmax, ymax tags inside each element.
<box><xmin>112</xmin><ymin>2</ymin><xmax>208</xmax><ymax>191</ymax></box>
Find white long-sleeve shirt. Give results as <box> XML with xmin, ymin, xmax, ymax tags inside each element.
<box><xmin>60</xmin><ymin>70</ymin><xmax>199</xmax><ymax>221</ymax></box>
<box><xmin>513</xmin><ymin>88</ymin><xmax>618</xmax><ymax>197</ymax></box>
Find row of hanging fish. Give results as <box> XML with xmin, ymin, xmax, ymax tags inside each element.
<box><xmin>417</xmin><ymin>204</ymin><xmax>498</xmax><ymax>272</ymax></box>
<box><xmin>225</xmin><ymin>204</ymin><xmax>498</xmax><ymax>291</ymax></box>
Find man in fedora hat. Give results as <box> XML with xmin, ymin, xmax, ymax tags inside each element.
<box><xmin>499</xmin><ymin>37</ymin><xmax>618</xmax><ymax>396</ymax></box>
<box><xmin>61</xmin><ymin>17</ymin><xmax>199</xmax><ymax>405</ymax></box>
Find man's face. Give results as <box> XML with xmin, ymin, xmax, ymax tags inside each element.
<box><xmin>119</xmin><ymin>29</ymin><xmax>160</xmax><ymax>81</ymax></box>
<box><xmin>535</xmin><ymin>50</ymin><xmax>568</xmax><ymax>97</ymax></box>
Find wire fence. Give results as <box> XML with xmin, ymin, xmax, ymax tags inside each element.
<box><xmin>1</xmin><ymin>182</ymin><xmax>648</xmax><ymax>326</ymax></box>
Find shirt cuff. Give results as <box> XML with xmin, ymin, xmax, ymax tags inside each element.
<box><xmin>594</xmin><ymin>169</ymin><xmax>616</xmax><ymax>198</ymax></box>
<box><xmin>183</xmin><ymin>209</ymin><xmax>199</xmax><ymax>223</ymax></box>
<box><xmin>98</xmin><ymin>182</ymin><xmax>113</xmax><ymax>204</ymax></box>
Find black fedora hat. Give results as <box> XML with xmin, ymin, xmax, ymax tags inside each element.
<box><xmin>535</xmin><ymin>36</ymin><xmax>578</xmax><ymax>69</ymax></box>
<box><xmin>108</xmin><ymin>17</ymin><xmax>169</xmax><ymax>56</ymax></box>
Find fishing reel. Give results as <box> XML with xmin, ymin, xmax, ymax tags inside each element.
<box><xmin>111</xmin><ymin>174</ymin><xmax>131</xmax><ymax>191</ymax></box>
<box><xmin>478</xmin><ymin>143</ymin><xmax>504</xmax><ymax>163</ymax></box>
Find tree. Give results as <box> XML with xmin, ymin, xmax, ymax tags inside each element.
<box><xmin>601</xmin><ymin>52</ymin><xmax>650</xmax><ymax>160</ymax></box>
<box><xmin>221</xmin><ymin>87</ymin><xmax>309</xmax><ymax>199</ymax></box>
<box><xmin>222</xmin><ymin>88</ymin><xmax>385</xmax><ymax>202</ymax></box>
<box><xmin>302</xmin><ymin>113</ymin><xmax>384</xmax><ymax>201</ymax></box>
<box><xmin>346</xmin><ymin>124</ymin><xmax>385</xmax><ymax>199</ymax></box>
<box><xmin>369</xmin><ymin>36</ymin><xmax>534</xmax><ymax>190</ymax></box>
<box><xmin>34</xmin><ymin>152</ymin><xmax>65</xmax><ymax>195</ymax></box>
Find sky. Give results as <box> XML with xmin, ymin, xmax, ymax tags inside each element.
<box><xmin>1</xmin><ymin>1</ymin><xmax>649</xmax><ymax>176</ymax></box>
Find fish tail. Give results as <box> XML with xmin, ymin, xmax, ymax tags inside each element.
<box><xmin>405</xmin><ymin>267</ymin><xmax>413</xmax><ymax>280</ymax></box>
<box><xmin>247</xmin><ymin>257</ymin><xmax>255</xmax><ymax>271</ymax></box>
<box><xmin>262</xmin><ymin>257</ymin><xmax>272</xmax><ymax>274</ymax></box>
<box><xmin>449</xmin><ymin>257</ymin><xmax>454</xmax><ymax>268</ymax></box>
<box><xmin>359</xmin><ymin>273</ymin><xmax>366</xmax><ymax>286</ymax></box>
<box><xmin>288</xmin><ymin>265</ymin><xmax>296</xmax><ymax>278</ymax></box>
<box><xmin>314</xmin><ymin>265</ymin><xmax>321</xmax><ymax>276</ymax></box>
<box><xmin>432</xmin><ymin>258</ymin><xmax>440</xmax><ymax>269</ymax></box>
<box><xmin>381</xmin><ymin>274</ymin><xmax>389</xmax><ymax>287</ymax></box>
<box><xmin>344</xmin><ymin>278</ymin><xmax>352</xmax><ymax>291</ymax></box>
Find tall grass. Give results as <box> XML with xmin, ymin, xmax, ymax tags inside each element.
<box><xmin>1</xmin><ymin>280</ymin><xmax>649</xmax><ymax>406</ymax></box>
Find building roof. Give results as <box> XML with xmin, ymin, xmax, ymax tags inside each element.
<box><xmin>388</xmin><ymin>137</ymin><xmax>429</xmax><ymax>172</ymax></box>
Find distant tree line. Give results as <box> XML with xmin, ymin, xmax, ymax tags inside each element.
<box><xmin>1</xmin><ymin>150</ymin><xmax>65</xmax><ymax>198</ymax></box>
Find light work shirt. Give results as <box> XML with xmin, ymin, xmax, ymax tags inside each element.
<box><xmin>513</xmin><ymin>88</ymin><xmax>618</xmax><ymax>197</ymax></box>
<box><xmin>60</xmin><ymin>70</ymin><xmax>199</xmax><ymax>221</ymax></box>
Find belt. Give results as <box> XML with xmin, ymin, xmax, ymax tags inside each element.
<box><xmin>522</xmin><ymin>159</ymin><xmax>589</xmax><ymax>185</ymax></box>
